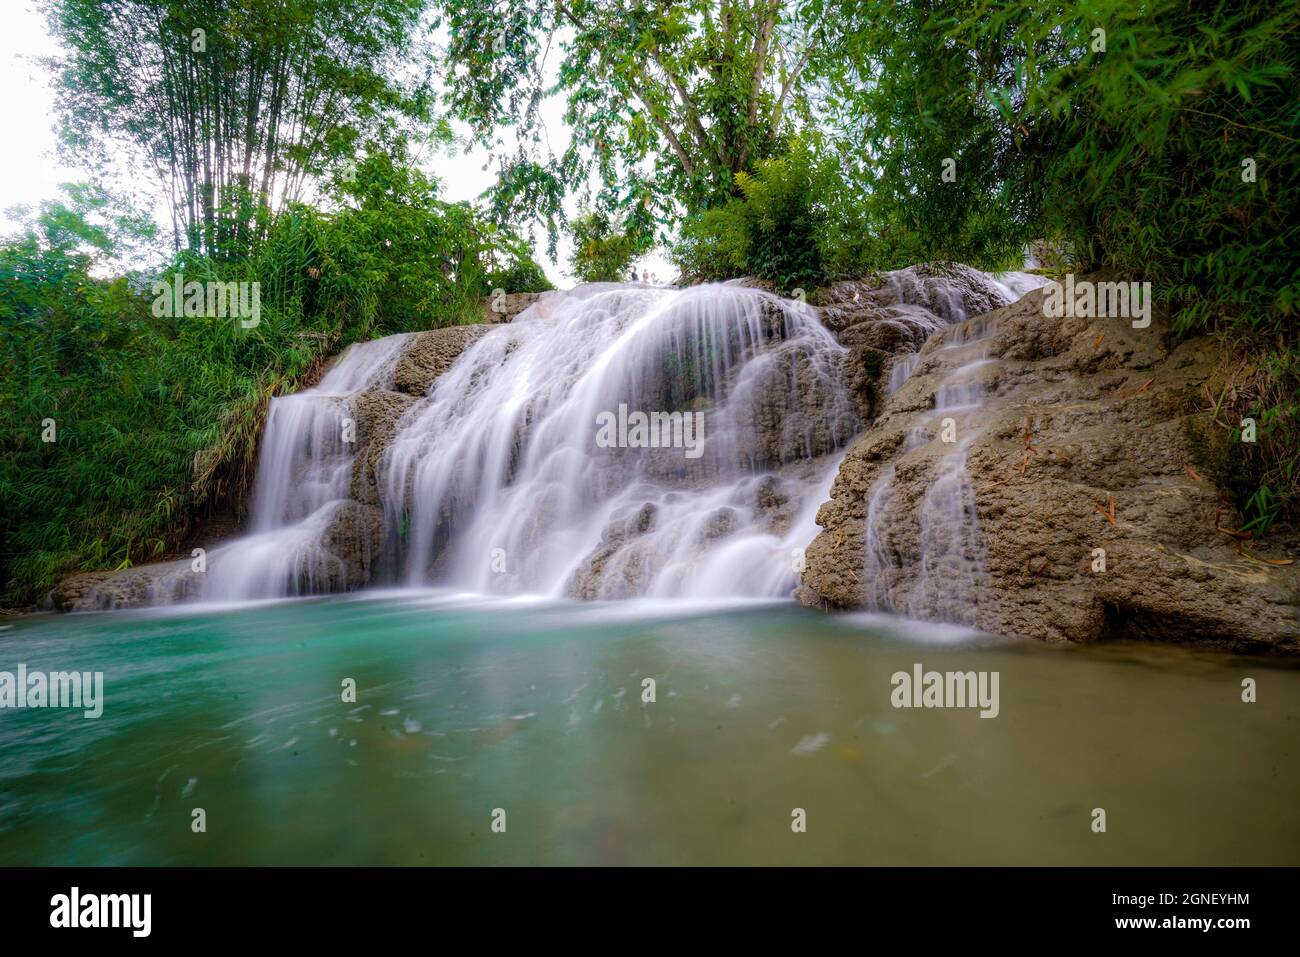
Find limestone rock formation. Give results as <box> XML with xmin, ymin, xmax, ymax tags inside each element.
<box><xmin>392</xmin><ymin>325</ymin><xmax>490</xmax><ymax>397</ymax></box>
<box><xmin>799</xmin><ymin>280</ymin><xmax>1300</xmax><ymax>652</ymax></box>
<box><xmin>317</xmin><ymin>500</ymin><xmax>386</xmax><ymax>589</ymax></box>
<box><xmin>482</xmin><ymin>291</ymin><xmax>554</xmax><ymax>324</ymax></box>
<box><xmin>349</xmin><ymin>388</ymin><xmax>417</xmax><ymax>507</ymax></box>
<box><xmin>49</xmin><ymin>561</ymin><xmax>196</xmax><ymax>612</ymax></box>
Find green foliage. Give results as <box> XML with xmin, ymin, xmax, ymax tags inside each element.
<box><xmin>673</xmin><ymin>139</ymin><xmax>911</xmax><ymax>290</ymax></box>
<box><xmin>672</xmin><ymin>144</ymin><xmax>827</xmax><ymax>289</ymax></box>
<box><xmin>924</xmin><ymin>0</ymin><xmax>1299</xmax><ymax>337</ymax></box>
<box><xmin>825</xmin><ymin>0</ymin><xmax>1039</xmax><ymax>270</ymax></box>
<box><xmin>43</xmin><ymin>0</ymin><xmax>434</xmax><ymax>257</ymax></box>
<box><xmin>437</xmin><ymin>0</ymin><xmax>827</xmax><ymax>245</ymax></box>
<box><xmin>672</xmin><ymin>205</ymin><xmax>749</xmax><ymax>283</ymax></box>
<box><xmin>0</xmin><ymin>170</ymin><xmax>551</xmax><ymax>603</ymax></box>
<box><xmin>938</xmin><ymin>0</ymin><xmax>1299</xmax><ymax>528</ymax></box>
<box><xmin>1212</xmin><ymin>344</ymin><xmax>1300</xmax><ymax>536</ymax></box>
<box><xmin>568</xmin><ymin>210</ymin><xmax>638</xmax><ymax>283</ymax></box>
<box><xmin>484</xmin><ymin>252</ymin><xmax>554</xmax><ymax>296</ymax></box>
<box><xmin>326</xmin><ymin>153</ymin><xmax>485</xmax><ymax>331</ymax></box>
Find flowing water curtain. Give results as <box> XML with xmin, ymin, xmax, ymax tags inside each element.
<box><xmin>856</xmin><ymin>267</ymin><xmax>1049</xmax><ymax>624</ymax></box>
<box><xmin>198</xmin><ymin>336</ymin><xmax>409</xmax><ymax>599</ymax></box>
<box><xmin>378</xmin><ymin>284</ymin><xmax>856</xmax><ymax>598</ymax></box>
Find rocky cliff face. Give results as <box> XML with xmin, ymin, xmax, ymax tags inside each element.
<box><xmin>798</xmin><ymin>277</ymin><xmax>1300</xmax><ymax>652</ymax></box>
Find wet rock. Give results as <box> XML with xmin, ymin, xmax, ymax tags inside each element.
<box><xmin>799</xmin><ymin>279</ymin><xmax>1300</xmax><ymax>652</ymax></box>
<box><xmin>817</xmin><ymin>263</ymin><xmax>1015</xmax><ymax>343</ymax></box>
<box><xmin>755</xmin><ymin>475</ymin><xmax>790</xmax><ymax>514</ymax></box>
<box><xmin>815</xmin><ymin>264</ymin><xmax>1028</xmax><ymax>426</ymax></box>
<box><xmin>698</xmin><ymin>507</ymin><xmax>738</xmax><ymax>542</ymax></box>
<box><xmin>627</xmin><ymin>502</ymin><xmax>659</xmax><ymax>537</ymax></box>
<box><xmin>730</xmin><ymin>344</ymin><xmax>860</xmax><ymax>466</ymax></box>
<box><xmin>318</xmin><ymin>501</ymin><xmax>386</xmax><ymax>588</ymax></box>
<box><xmin>567</xmin><ymin>502</ymin><xmax>661</xmax><ymax>600</ymax></box>
<box><xmin>393</xmin><ymin>325</ymin><xmax>491</xmax><ymax>397</ymax></box>
<box><xmin>48</xmin><ymin>560</ymin><xmax>197</xmax><ymax>612</ymax></box>
<box><xmin>348</xmin><ymin>388</ymin><xmax>416</xmax><ymax>508</ymax></box>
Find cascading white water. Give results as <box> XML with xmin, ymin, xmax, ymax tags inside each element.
<box><xmin>154</xmin><ymin>266</ymin><xmax>1044</xmax><ymax>614</ymax></box>
<box><xmin>886</xmin><ymin>353</ymin><xmax>921</xmax><ymax>395</ymax></box>
<box><xmin>859</xmin><ymin>269</ymin><xmax>1049</xmax><ymax>624</ymax></box>
<box><xmin>196</xmin><ymin>336</ymin><xmax>409</xmax><ymax>600</ymax></box>
<box><xmin>249</xmin><ymin>336</ymin><xmax>407</xmax><ymax>531</ymax></box>
<box><xmin>381</xmin><ymin>283</ymin><xmax>857</xmax><ymax>599</ymax></box>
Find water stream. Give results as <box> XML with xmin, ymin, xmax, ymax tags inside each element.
<box><xmin>5</xmin><ymin>269</ymin><xmax>1295</xmax><ymax>865</ymax></box>
<box><xmin>381</xmin><ymin>283</ymin><xmax>857</xmax><ymax>599</ymax></box>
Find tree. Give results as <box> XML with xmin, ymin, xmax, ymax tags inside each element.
<box><xmin>568</xmin><ymin>209</ymin><xmax>637</xmax><ymax>281</ymax></box>
<box><xmin>819</xmin><ymin>0</ymin><xmax>1048</xmax><ymax>268</ymax></box>
<box><xmin>436</xmin><ymin>0</ymin><xmax>829</xmax><ymax>243</ymax></box>
<box><xmin>42</xmin><ymin>0</ymin><xmax>436</xmax><ymax>259</ymax></box>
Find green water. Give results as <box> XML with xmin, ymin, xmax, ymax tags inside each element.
<box><xmin>0</xmin><ymin>594</ymin><xmax>1295</xmax><ymax>865</ymax></box>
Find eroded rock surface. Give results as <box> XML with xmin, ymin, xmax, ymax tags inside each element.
<box><xmin>49</xmin><ymin>561</ymin><xmax>195</xmax><ymax>612</ymax></box>
<box><xmin>317</xmin><ymin>500</ymin><xmax>386</xmax><ymax>589</ymax></box>
<box><xmin>482</xmin><ymin>291</ymin><xmax>554</xmax><ymax>324</ymax></box>
<box><xmin>799</xmin><ymin>281</ymin><xmax>1300</xmax><ymax>651</ymax></box>
<box><xmin>393</xmin><ymin>326</ymin><xmax>490</xmax><ymax>397</ymax></box>
<box><xmin>349</xmin><ymin>388</ymin><xmax>417</xmax><ymax>507</ymax></box>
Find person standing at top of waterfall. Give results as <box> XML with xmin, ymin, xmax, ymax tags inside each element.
<box><xmin>630</xmin><ymin>268</ymin><xmax>639</xmax><ymax>283</ymax></box>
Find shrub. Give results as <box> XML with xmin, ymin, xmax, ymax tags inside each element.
<box><xmin>671</xmin><ymin>141</ymin><xmax>834</xmax><ymax>291</ymax></box>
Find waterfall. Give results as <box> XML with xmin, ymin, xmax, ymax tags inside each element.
<box><xmin>196</xmin><ymin>336</ymin><xmax>410</xmax><ymax>600</ymax></box>
<box><xmin>859</xmin><ymin>269</ymin><xmax>1049</xmax><ymax>624</ymax></box>
<box><xmin>382</xmin><ymin>283</ymin><xmax>857</xmax><ymax>599</ymax></box>
<box><xmin>248</xmin><ymin>336</ymin><xmax>408</xmax><ymax>532</ymax></box>
<box><xmin>189</xmin><ymin>283</ymin><xmax>856</xmax><ymax>602</ymax></box>
<box><xmin>145</xmin><ymin>266</ymin><xmax>1044</xmax><ymax>614</ymax></box>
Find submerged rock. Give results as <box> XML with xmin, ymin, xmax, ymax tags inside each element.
<box><xmin>799</xmin><ymin>279</ymin><xmax>1300</xmax><ymax>652</ymax></box>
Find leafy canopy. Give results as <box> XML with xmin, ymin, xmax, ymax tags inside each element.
<box><xmin>436</xmin><ymin>0</ymin><xmax>829</xmax><ymax>247</ymax></box>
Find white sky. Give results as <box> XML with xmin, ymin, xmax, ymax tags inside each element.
<box><xmin>0</xmin><ymin>1</ymin><xmax>672</xmax><ymax>287</ymax></box>
<box><xmin>0</xmin><ymin>2</ymin><xmax>68</xmax><ymax>224</ymax></box>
